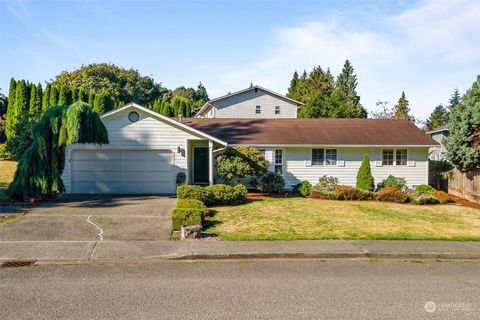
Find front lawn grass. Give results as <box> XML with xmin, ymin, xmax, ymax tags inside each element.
<box><xmin>203</xmin><ymin>198</ymin><xmax>480</xmax><ymax>241</ymax></box>
<box><xmin>0</xmin><ymin>161</ymin><xmax>17</xmax><ymax>201</ymax></box>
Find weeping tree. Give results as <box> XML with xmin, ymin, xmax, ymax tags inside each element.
<box><xmin>7</xmin><ymin>102</ymin><xmax>108</xmax><ymax>200</ymax></box>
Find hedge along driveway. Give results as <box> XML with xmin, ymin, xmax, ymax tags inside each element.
<box><xmin>203</xmin><ymin>198</ymin><xmax>480</xmax><ymax>241</ymax></box>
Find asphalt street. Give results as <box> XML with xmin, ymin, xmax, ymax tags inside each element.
<box><xmin>0</xmin><ymin>260</ymin><xmax>478</xmax><ymax>319</ymax></box>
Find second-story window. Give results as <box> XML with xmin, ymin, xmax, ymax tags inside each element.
<box><xmin>256</xmin><ymin>105</ymin><xmax>261</xmax><ymax>114</ymax></box>
<box><xmin>275</xmin><ymin>106</ymin><xmax>280</xmax><ymax>114</ymax></box>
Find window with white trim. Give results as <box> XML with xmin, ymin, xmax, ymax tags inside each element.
<box><xmin>255</xmin><ymin>105</ymin><xmax>261</xmax><ymax>114</ymax></box>
<box><xmin>396</xmin><ymin>149</ymin><xmax>407</xmax><ymax>166</ymax></box>
<box><xmin>312</xmin><ymin>149</ymin><xmax>324</xmax><ymax>166</ymax></box>
<box><xmin>275</xmin><ymin>106</ymin><xmax>280</xmax><ymax>114</ymax></box>
<box><xmin>382</xmin><ymin>149</ymin><xmax>394</xmax><ymax>165</ymax></box>
<box><xmin>325</xmin><ymin>149</ymin><xmax>337</xmax><ymax>165</ymax></box>
<box><xmin>274</xmin><ymin>149</ymin><xmax>283</xmax><ymax>174</ymax></box>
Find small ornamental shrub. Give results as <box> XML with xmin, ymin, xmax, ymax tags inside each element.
<box><xmin>208</xmin><ymin>184</ymin><xmax>236</xmax><ymax>205</ymax></box>
<box><xmin>415</xmin><ymin>184</ymin><xmax>436</xmax><ymax>194</ymax></box>
<box><xmin>176</xmin><ymin>185</ymin><xmax>213</xmax><ymax>204</ymax></box>
<box><xmin>376</xmin><ymin>188</ymin><xmax>409</xmax><ymax>203</ymax></box>
<box><xmin>171</xmin><ymin>207</ymin><xmax>207</xmax><ymax>231</ymax></box>
<box><xmin>253</xmin><ymin>172</ymin><xmax>285</xmax><ymax>194</ymax></box>
<box><xmin>313</xmin><ymin>175</ymin><xmax>339</xmax><ymax>194</ymax></box>
<box><xmin>434</xmin><ymin>191</ymin><xmax>452</xmax><ymax>204</ymax></box>
<box><xmin>382</xmin><ymin>175</ymin><xmax>407</xmax><ymax>190</ymax></box>
<box><xmin>293</xmin><ymin>181</ymin><xmax>312</xmax><ymax>197</ymax></box>
<box><xmin>409</xmin><ymin>192</ymin><xmax>439</xmax><ymax>205</ymax></box>
<box><xmin>232</xmin><ymin>184</ymin><xmax>248</xmax><ymax>202</ymax></box>
<box><xmin>356</xmin><ymin>154</ymin><xmax>375</xmax><ymax>191</ymax></box>
<box><xmin>335</xmin><ymin>186</ymin><xmax>374</xmax><ymax>200</ymax></box>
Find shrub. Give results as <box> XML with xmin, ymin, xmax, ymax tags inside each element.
<box><xmin>253</xmin><ymin>172</ymin><xmax>285</xmax><ymax>194</ymax></box>
<box><xmin>171</xmin><ymin>207</ymin><xmax>207</xmax><ymax>231</ymax></box>
<box><xmin>176</xmin><ymin>199</ymin><xmax>207</xmax><ymax>210</ymax></box>
<box><xmin>434</xmin><ymin>191</ymin><xmax>451</xmax><ymax>204</ymax></box>
<box><xmin>376</xmin><ymin>187</ymin><xmax>409</xmax><ymax>203</ymax></box>
<box><xmin>382</xmin><ymin>175</ymin><xmax>407</xmax><ymax>190</ymax></box>
<box><xmin>215</xmin><ymin>146</ymin><xmax>268</xmax><ymax>184</ymax></box>
<box><xmin>415</xmin><ymin>184</ymin><xmax>436</xmax><ymax>194</ymax></box>
<box><xmin>313</xmin><ymin>175</ymin><xmax>338</xmax><ymax>193</ymax></box>
<box><xmin>356</xmin><ymin>154</ymin><xmax>375</xmax><ymax>191</ymax></box>
<box><xmin>293</xmin><ymin>181</ymin><xmax>312</xmax><ymax>197</ymax></box>
<box><xmin>335</xmin><ymin>185</ymin><xmax>374</xmax><ymax>200</ymax></box>
<box><xmin>409</xmin><ymin>192</ymin><xmax>439</xmax><ymax>205</ymax></box>
<box><xmin>208</xmin><ymin>184</ymin><xmax>238</xmax><ymax>205</ymax></box>
<box><xmin>176</xmin><ymin>185</ymin><xmax>213</xmax><ymax>204</ymax></box>
<box><xmin>232</xmin><ymin>184</ymin><xmax>248</xmax><ymax>202</ymax></box>
<box><xmin>0</xmin><ymin>144</ymin><xmax>8</xmax><ymax>160</ymax></box>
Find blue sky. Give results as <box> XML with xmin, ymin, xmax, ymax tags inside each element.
<box><xmin>1</xmin><ymin>0</ymin><xmax>479</xmax><ymax>120</ymax></box>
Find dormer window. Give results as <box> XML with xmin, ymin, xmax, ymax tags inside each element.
<box><xmin>256</xmin><ymin>105</ymin><xmax>261</xmax><ymax>114</ymax></box>
<box><xmin>275</xmin><ymin>106</ymin><xmax>280</xmax><ymax>114</ymax></box>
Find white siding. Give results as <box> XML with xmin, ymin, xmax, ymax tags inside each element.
<box><xmin>61</xmin><ymin>107</ymin><xmax>204</xmax><ymax>193</ymax></box>
<box><xmin>261</xmin><ymin>147</ymin><xmax>429</xmax><ymax>190</ymax></box>
<box><xmin>211</xmin><ymin>89</ymin><xmax>298</xmax><ymax>118</ymax></box>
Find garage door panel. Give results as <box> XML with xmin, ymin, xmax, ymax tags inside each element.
<box><xmin>72</xmin><ymin>171</ymin><xmax>97</xmax><ymax>182</ymax></box>
<box><xmin>98</xmin><ymin>160</ymin><xmax>121</xmax><ymax>171</ymax></box>
<box><xmin>97</xmin><ymin>171</ymin><xmax>122</xmax><ymax>182</ymax></box>
<box><xmin>71</xmin><ymin>149</ymin><xmax>174</xmax><ymax>194</ymax></box>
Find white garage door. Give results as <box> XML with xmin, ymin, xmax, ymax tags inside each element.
<box><xmin>71</xmin><ymin>150</ymin><xmax>175</xmax><ymax>194</ymax></box>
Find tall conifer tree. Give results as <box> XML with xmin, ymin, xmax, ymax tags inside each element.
<box><xmin>393</xmin><ymin>91</ymin><xmax>414</xmax><ymax>122</ymax></box>
<box><xmin>5</xmin><ymin>78</ymin><xmax>17</xmax><ymax>140</ymax></box>
<box><xmin>42</xmin><ymin>84</ymin><xmax>51</xmax><ymax>112</ymax></box>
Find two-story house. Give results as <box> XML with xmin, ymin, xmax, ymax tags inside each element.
<box><xmin>61</xmin><ymin>85</ymin><xmax>438</xmax><ymax>194</ymax></box>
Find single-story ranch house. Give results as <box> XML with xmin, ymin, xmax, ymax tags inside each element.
<box><xmin>61</xmin><ymin>86</ymin><xmax>439</xmax><ymax>194</ymax></box>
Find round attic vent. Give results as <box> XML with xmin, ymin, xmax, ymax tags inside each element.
<box><xmin>128</xmin><ymin>111</ymin><xmax>140</xmax><ymax>122</ymax></box>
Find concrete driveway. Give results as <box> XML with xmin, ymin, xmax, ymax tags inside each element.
<box><xmin>0</xmin><ymin>195</ymin><xmax>176</xmax><ymax>241</ymax></box>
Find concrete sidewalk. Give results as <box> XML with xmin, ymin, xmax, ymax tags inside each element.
<box><xmin>1</xmin><ymin>240</ymin><xmax>480</xmax><ymax>263</ymax></box>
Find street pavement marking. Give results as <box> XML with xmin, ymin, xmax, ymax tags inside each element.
<box><xmin>86</xmin><ymin>215</ymin><xmax>104</xmax><ymax>241</ymax></box>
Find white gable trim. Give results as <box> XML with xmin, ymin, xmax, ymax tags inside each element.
<box><xmin>195</xmin><ymin>85</ymin><xmax>304</xmax><ymax>117</ymax></box>
<box><xmin>101</xmin><ymin>103</ymin><xmax>227</xmax><ymax>146</ymax></box>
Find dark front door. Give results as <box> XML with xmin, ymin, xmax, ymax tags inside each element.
<box><xmin>194</xmin><ymin>147</ymin><xmax>209</xmax><ymax>183</ymax></box>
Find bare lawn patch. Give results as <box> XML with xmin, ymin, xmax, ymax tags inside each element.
<box><xmin>0</xmin><ymin>161</ymin><xmax>17</xmax><ymax>202</ymax></box>
<box><xmin>203</xmin><ymin>198</ymin><xmax>480</xmax><ymax>241</ymax></box>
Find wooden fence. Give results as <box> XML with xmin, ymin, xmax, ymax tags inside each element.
<box><xmin>449</xmin><ymin>168</ymin><xmax>480</xmax><ymax>204</ymax></box>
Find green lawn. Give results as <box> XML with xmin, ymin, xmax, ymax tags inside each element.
<box><xmin>0</xmin><ymin>160</ymin><xmax>17</xmax><ymax>201</ymax></box>
<box><xmin>203</xmin><ymin>198</ymin><xmax>480</xmax><ymax>241</ymax></box>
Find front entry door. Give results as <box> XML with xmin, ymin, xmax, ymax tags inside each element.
<box><xmin>194</xmin><ymin>147</ymin><xmax>209</xmax><ymax>184</ymax></box>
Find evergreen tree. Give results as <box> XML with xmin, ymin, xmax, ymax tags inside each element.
<box><xmin>49</xmin><ymin>86</ymin><xmax>59</xmax><ymax>106</ymax></box>
<box><xmin>393</xmin><ymin>91</ymin><xmax>414</xmax><ymax>122</ymax></box>
<box><xmin>77</xmin><ymin>88</ymin><xmax>87</xmax><ymax>102</ymax></box>
<box><xmin>287</xmin><ymin>71</ymin><xmax>299</xmax><ymax>99</ymax></box>
<box><xmin>195</xmin><ymin>82</ymin><xmax>209</xmax><ymax>102</ymax></box>
<box><xmin>29</xmin><ymin>83</ymin><xmax>43</xmax><ymax>121</ymax></box>
<box><xmin>42</xmin><ymin>84</ymin><xmax>51</xmax><ymax>112</ymax></box>
<box><xmin>92</xmin><ymin>92</ymin><xmax>113</xmax><ymax>114</ymax></box>
<box><xmin>5</xmin><ymin>78</ymin><xmax>17</xmax><ymax>140</ymax></box>
<box><xmin>425</xmin><ymin>104</ymin><xmax>449</xmax><ymax>131</ymax></box>
<box><xmin>58</xmin><ymin>86</ymin><xmax>70</xmax><ymax>106</ymax></box>
<box><xmin>88</xmin><ymin>91</ymin><xmax>95</xmax><ymax>106</ymax></box>
<box><xmin>356</xmin><ymin>154</ymin><xmax>375</xmax><ymax>191</ymax></box>
<box><xmin>335</xmin><ymin>60</ymin><xmax>367</xmax><ymax>118</ymax></box>
<box><xmin>448</xmin><ymin>88</ymin><xmax>462</xmax><ymax>111</ymax></box>
<box><xmin>71</xmin><ymin>88</ymin><xmax>78</xmax><ymax>102</ymax></box>
<box><xmin>444</xmin><ymin>75</ymin><xmax>480</xmax><ymax>171</ymax></box>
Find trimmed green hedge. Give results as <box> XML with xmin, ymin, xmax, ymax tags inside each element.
<box><xmin>176</xmin><ymin>184</ymin><xmax>247</xmax><ymax>206</ymax></box>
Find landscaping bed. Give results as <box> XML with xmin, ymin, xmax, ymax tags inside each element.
<box><xmin>202</xmin><ymin>197</ymin><xmax>480</xmax><ymax>241</ymax></box>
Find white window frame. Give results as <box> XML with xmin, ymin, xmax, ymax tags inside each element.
<box><xmin>255</xmin><ymin>105</ymin><xmax>261</xmax><ymax>114</ymax></box>
<box><xmin>274</xmin><ymin>149</ymin><xmax>283</xmax><ymax>174</ymax></box>
<box><xmin>325</xmin><ymin>149</ymin><xmax>337</xmax><ymax>166</ymax></box>
<box><xmin>382</xmin><ymin>149</ymin><xmax>407</xmax><ymax>166</ymax></box>
<box><xmin>396</xmin><ymin>149</ymin><xmax>408</xmax><ymax>166</ymax></box>
<box><xmin>275</xmin><ymin>105</ymin><xmax>280</xmax><ymax>115</ymax></box>
<box><xmin>311</xmin><ymin>148</ymin><xmax>324</xmax><ymax>166</ymax></box>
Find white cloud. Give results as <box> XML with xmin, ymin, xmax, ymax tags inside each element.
<box><xmin>212</xmin><ymin>0</ymin><xmax>480</xmax><ymax>120</ymax></box>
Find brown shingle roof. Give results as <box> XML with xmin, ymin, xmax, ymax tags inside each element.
<box><xmin>182</xmin><ymin>118</ymin><xmax>439</xmax><ymax>146</ymax></box>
